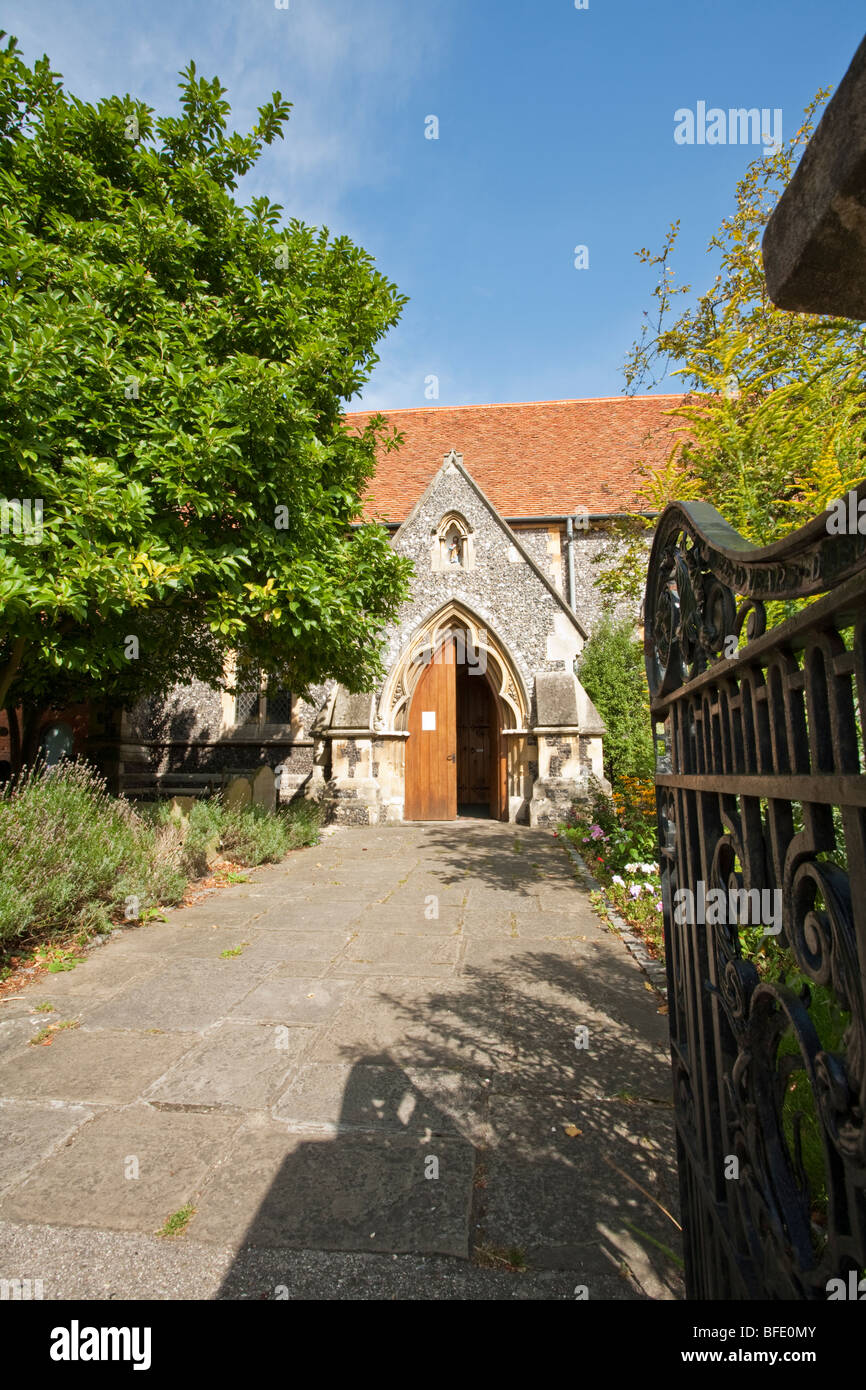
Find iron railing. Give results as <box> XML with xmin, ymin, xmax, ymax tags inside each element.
<box><xmin>644</xmin><ymin>489</ymin><xmax>866</xmax><ymax>1299</ymax></box>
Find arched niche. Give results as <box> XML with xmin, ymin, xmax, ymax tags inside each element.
<box><xmin>430</xmin><ymin>511</ymin><xmax>475</xmax><ymax>572</ymax></box>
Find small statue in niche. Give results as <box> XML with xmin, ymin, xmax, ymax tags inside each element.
<box><xmin>448</xmin><ymin>534</ymin><xmax>461</xmax><ymax>565</ymax></box>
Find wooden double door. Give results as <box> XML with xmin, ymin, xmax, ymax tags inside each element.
<box><xmin>404</xmin><ymin>637</ymin><xmax>505</xmax><ymax>821</ymax></box>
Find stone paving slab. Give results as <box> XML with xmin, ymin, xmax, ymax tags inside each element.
<box><xmin>479</xmin><ymin>1098</ymin><xmax>680</xmax><ymax>1298</ymax></box>
<box><xmin>229</xmin><ymin>973</ymin><xmax>359</xmax><ymax>1025</ymax></box>
<box><xmin>0</xmin><ymin>1014</ymin><xmax>45</xmax><ymax>1056</ymax></box>
<box><xmin>273</xmin><ymin>1062</ymin><xmax>487</xmax><ymax>1141</ymax></box>
<box><xmin>146</xmin><ymin>1022</ymin><xmax>313</xmax><ymax>1111</ymax></box>
<box><xmin>458</xmin><ymin>937</ymin><xmax>593</xmax><ymax>974</ymax></box>
<box><xmin>382</xmin><ymin>878</ymin><xmax>470</xmax><ymax>906</ymax></box>
<box><xmin>0</xmin><ymin>1028</ymin><xmax>194</xmax><ymax>1105</ymax></box>
<box><xmin>162</xmin><ymin>902</ymin><xmax>269</xmax><ymax>930</ymax></box>
<box><xmin>249</xmin><ymin>929</ymin><xmax>355</xmax><ymax>967</ymax></box>
<box><xmin>190</xmin><ymin>1120</ymin><xmax>475</xmax><ymax>1256</ymax></box>
<box><xmin>250</xmin><ymin>901</ymin><xmax>363</xmax><ymax>930</ymax></box>
<box><xmin>108</xmin><ymin>925</ymin><xmax>276</xmax><ymax>962</ymax></box>
<box><xmin>307</xmin><ymin>975</ymin><xmax>518</xmax><ymax>1072</ymax></box>
<box><xmin>0</xmin><ymin>1099</ymin><xmax>95</xmax><ymax>1196</ymax></box>
<box><xmin>11</xmin><ymin>952</ymin><xmax>160</xmax><ymax>1007</ymax></box>
<box><xmin>83</xmin><ymin>958</ymin><xmax>272</xmax><ymax>1032</ymax></box>
<box><xmin>0</xmin><ymin>821</ymin><xmax>682</xmax><ymax>1300</ymax></box>
<box><xmin>334</xmin><ymin>931</ymin><xmax>462</xmax><ymax>977</ymax></box>
<box><xmin>464</xmin><ymin>886</ymin><xmax>544</xmax><ymax>911</ymax></box>
<box><xmin>0</xmin><ymin>1104</ymin><xmax>241</xmax><ymax>1232</ymax></box>
<box><xmin>350</xmin><ymin>903</ymin><xmax>465</xmax><ymax>934</ymax></box>
<box><xmin>284</xmin><ymin>878</ymin><xmax>392</xmax><ymax>903</ymax></box>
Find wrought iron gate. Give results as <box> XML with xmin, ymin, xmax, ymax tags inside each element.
<box><xmin>644</xmin><ymin>492</ymin><xmax>866</xmax><ymax>1299</ymax></box>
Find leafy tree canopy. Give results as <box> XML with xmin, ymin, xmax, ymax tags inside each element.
<box><xmin>0</xmin><ymin>34</ymin><xmax>413</xmax><ymax>752</ymax></box>
<box><xmin>601</xmin><ymin>91</ymin><xmax>866</xmax><ymax>604</ymax></box>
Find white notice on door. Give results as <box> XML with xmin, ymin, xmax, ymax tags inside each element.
<box><xmin>421</xmin><ymin>711</ymin><xmax>436</xmax><ymax>730</ymax></box>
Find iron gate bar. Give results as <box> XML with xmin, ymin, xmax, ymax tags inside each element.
<box><xmin>656</xmin><ymin>775</ymin><xmax>866</xmax><ymax>807</ymax></box>
<box><xmin>644</xmin><ymin>493</ymin><xmax>866</xmax><ymax>1300</ymax></box>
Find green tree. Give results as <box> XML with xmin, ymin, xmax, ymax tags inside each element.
<box><xmin>0</xmin><ymin>35</ymin><xmax>412</xmax><ymax>768</ymax></box>
<box><xmin>605</xmin><ymin>89</ymin><xmax>866</xmax><ymax>608</ymax></box>
<box><xmin>577</xmin><ymin>615</ymin><xmax>654</xmax><ymax>785</ymax></box>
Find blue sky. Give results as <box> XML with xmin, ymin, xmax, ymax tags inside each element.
<box><xmin>4</xmin><ymin>1</ymin><xmax>864</xmax><ymax>409</ymax></box>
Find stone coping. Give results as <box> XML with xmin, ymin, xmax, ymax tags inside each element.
<box><xmin>762</xmin><ymin>34</ymin><xmax>866</xmax><ymax>317</ymax></box>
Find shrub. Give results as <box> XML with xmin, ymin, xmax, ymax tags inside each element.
<box><xmin>569</xmin><ymin>775</ymin><xmax>656</xmax><ymax>872</ymax></box>
<box><xmin>563</xmin><ymin>774</ymin><xmax>663</xmax><ymax>959</ymax></box>
<box><xmin>220</xmin><ymin>803</ymin><xmax>289</xmax><ymax>865</ymax></box>
<box><xmin>0</xmin><ymin>762</ymin><xmax>323</xmax><ymax>957</ymax></box>
<box><xmin>0</xmin><ymin>761</ymin><xmax>187</xmax><ymax>949</ymax></box>
<box><xmin>281</xmin><ymin>798</ymin><xmax>324</xmax><ymax>849</ymax></box>
<box><xmin>180</xmin><ymin>799</ymin><xmax>223</xmax><ymax>878</ymax></box>
<box><xmin>183</xmin><ymin>797</ymin><xmax>323</xmax><ymax>870</ymax></box>
<box><xmin>578</xmin><ymin>615</ymin><xmax>655</xmax><ymax>784</ymax></box>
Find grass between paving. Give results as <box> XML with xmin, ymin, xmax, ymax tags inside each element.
<box><xmin>0</xmin><ymin>759</ymin><xmax>322</xmax><ymax>978</ymax></box>
<box><xmin>157</xmin><ymin>1205</ymin><xmax>196</xmax><ymax>1238</ymax></box>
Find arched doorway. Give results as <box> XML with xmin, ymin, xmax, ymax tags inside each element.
<box><xmin>378</xmin><ymin>601</ymin><xmax>528</xmax><ymax>824</ymax></box>
<box><xmin>403</xmin><ymin>634</ymin><xmax>505</xmax><ymax>822</ymax></box>
<box><xmin>456</xmin><ymin>661</ymin><xmax>499</xmax><ymax>817</ymax></box>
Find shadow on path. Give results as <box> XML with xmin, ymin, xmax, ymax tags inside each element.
<box><xmin>215</xmin><ymin>937</ymin><xmax>682</xmax><ymax>1299</ymax></box>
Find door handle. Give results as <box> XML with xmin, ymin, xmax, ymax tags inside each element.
<box><xmin>446</xmin><ymin>753</ymin><xmax>456</xmax><ymax>762</ymax></box>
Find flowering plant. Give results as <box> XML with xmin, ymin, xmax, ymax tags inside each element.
<box><xmin>562</xmin><ymin>775</ymin><xmax>664</xmax><ymax>961</ymax></box>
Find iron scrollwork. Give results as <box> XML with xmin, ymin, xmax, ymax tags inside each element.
<box><xmin>644</xmin><ymin>491</ymin><xmax>866</xmax><ymax>1299</ymax></box>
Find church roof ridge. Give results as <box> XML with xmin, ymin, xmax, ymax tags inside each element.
<box><xmin>343</xmin><ymin>393</ymin><xmax>693</xmax><ymax>521</ymax></box>
<box><xmin>345</xmin><ymin>392</ymin><xmax>687</xmax><ymax>417</ymax></box>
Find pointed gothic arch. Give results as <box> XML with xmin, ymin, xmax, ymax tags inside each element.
<box><xmin>377</xmin><ymin>600</ymin><xmax>529</xmax><ymax>734</ymax></box>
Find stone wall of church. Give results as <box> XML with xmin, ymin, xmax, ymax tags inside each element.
<box><xmin>511</xmin><ymin>525</ymin><xmax>647</xmax><ymax>633</ymax></box>
<box><xmin>571</xmin><ymin>526</ymin><xmax>650</xmax><ymax>633</ymax></box>
<box><xmin>509</xmin><ymin>526</ymin><xmax>567</xmax><ymax>598</ymax></box>
<box><xmin>118</xmin><ymin>679</ymin><xmax>322</xmax><ymax>798</ymax></box>
<box><xmin>112</xmin><ymin>474</ymin><xmax>648</xmax><ymax>812</ymax></box>
<box><xmin>498</xmin><ymin>523</ymin><xmax>646</xmax><ymax>637</ymax></box>
<box><xmin>378</xmin><ymin>465</ymin><xmax>585</xmax><ymax>704</ymax></box>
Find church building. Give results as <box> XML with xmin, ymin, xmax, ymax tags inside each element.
<box><xmin>111</xmin><ymin>395</ymin><xmax>686</xmax><ymax>824</ymax></box>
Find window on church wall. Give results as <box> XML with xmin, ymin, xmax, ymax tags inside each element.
<box><xmin>235</xmin><ymin>684</ymin><xmax>260</xmax><ymax>724</ymax></box>
<box><xmin>235</xmin><ymin>665</ymin><xmax>261</xmax><ymax>724</ymax></box>
<box><xmin>233</xmin><ymin>663</ymin><xmax>293</xmax><ymax>729</ymax></box>
<box><xmin>264</xmin><ymin>687</ymin><xmax>293</xmax><ymax>724</ymax></box>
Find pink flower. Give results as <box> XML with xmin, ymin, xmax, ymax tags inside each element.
<box><xmin>589</xmin><ymin>825</ymin><xmax>605</xmax><ymax>840</ymax></box>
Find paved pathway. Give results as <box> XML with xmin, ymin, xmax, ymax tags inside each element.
<box><xmin>0</xmin><ymin>822</ymin><xmax>682</xmax><ymax>1300</ymax></box>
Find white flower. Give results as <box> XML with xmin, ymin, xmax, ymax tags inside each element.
<box><xmin>612</xmin><ymin>874</ymin><xmax>625</xmax><ymax>887</ymax></box>
<box><xmin>644</xmin><ymin>883</ymin><xmax>656</xmax><ymax>895</ymax></box>
<box><xmin>640</xmin><ymin>862</ymin><xmax>658</xmax><ymax>876</ymax></box>
<box><xmin>624</xmin><ymin>862</ymin><xmax>639</xmax><ymax>875</ymax></box>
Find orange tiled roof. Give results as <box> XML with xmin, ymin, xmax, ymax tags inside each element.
<box><xmin>344</xmin><ymin>394</ymin><xmax>691</xmax><ymax>523</ymax></box>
